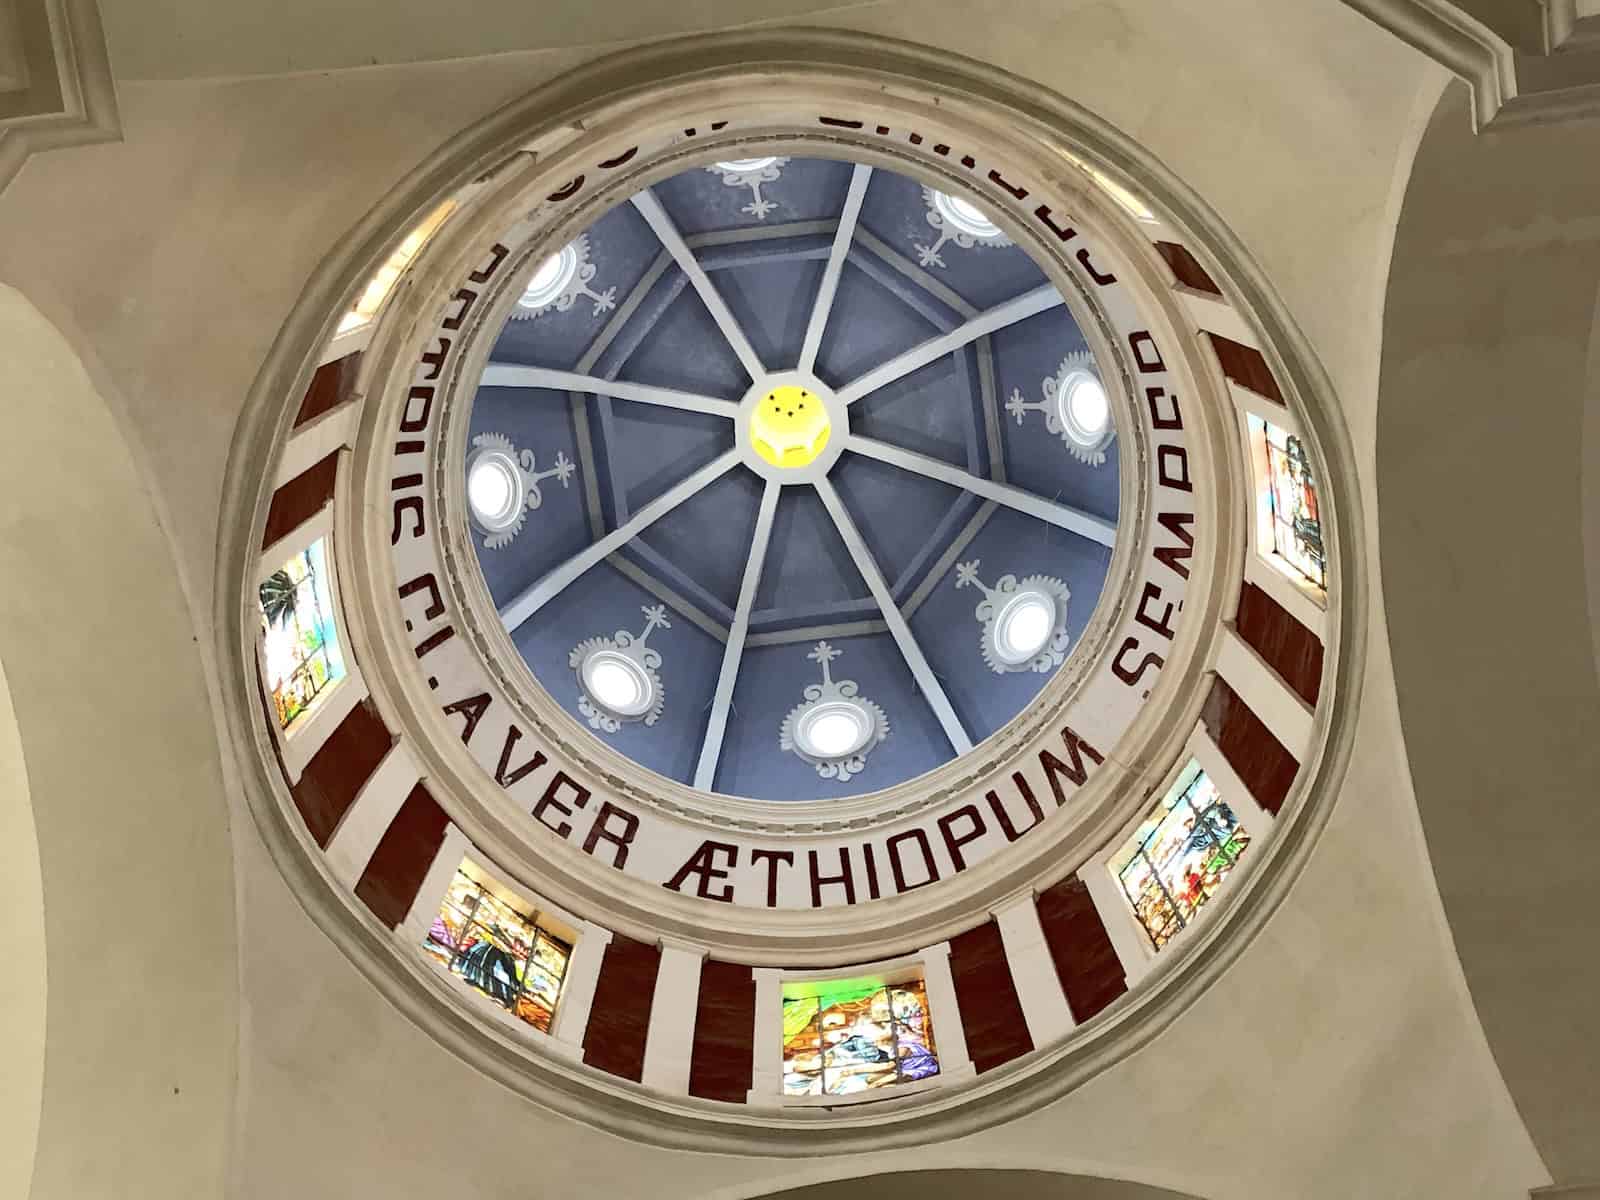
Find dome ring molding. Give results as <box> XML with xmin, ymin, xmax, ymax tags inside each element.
<box><xmin>369</xmin><ymin>110</ymin><xmax>1217</xmax><ymax>944</ymax></box>
<box><xmin>221</xmin><ymin>30</ymin><xmax>1364</xmax><ymax>1155</ymax></box>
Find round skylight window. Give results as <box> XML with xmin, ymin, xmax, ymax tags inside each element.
<box><xmin>993</xmin><ymin>589</ymin><xmax>1058</xmax><ymax>666</ymax></box>
<box><xmin>715</xmin><ymin>157</ymin><xmax>780</xmax><ymax>173</ymax></box>
<box><xmin>1054</xmin><ymin>370</ymin><xmax>1111</xmax><ymax>448</ymax></box>
<box><xmin>932</xmin><ymin>189</ymin><xmax>1003</xmax><ymax>240</ymax></box>
<box><xmin>518</xmin><ymin>243</ymin><xmax>580</xmax><ymax>310</ymax></box>
<box><xmin>579</xmin><ymin>649</ymin><xmax>655</xmax><ymax>719</ymax></box>
<box><xmin>795</xmin><ymin>700</ymin><xmax>875</xmax><ymax>760</ymax></box>
<box><xmin>465</xmin><ymin>449</ymin><xmax>524</xmax><ymax>531</ymax></box>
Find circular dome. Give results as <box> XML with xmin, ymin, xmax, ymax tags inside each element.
<box><xmin>465</xmin><ymin>447</ymin><xmax>524</xmax><ymax>531</ymax></box>
<box><xmin>1057</xmin><ymin>371</ymin><xmax>1110</xmax><ymax>445</ymax></box>
<box><xmin>463</xmin><ymin>154</ymin><xmax>1122</xmax><ymax>802</ymax></box>
<box><xmin>715</xmin><ymin>156</ymin><xmax>780</xmax><ymax>173</ymax></box>
<box><xmin>579</xmin><ymin>648</ymin><xmax>655</xmax><ymax>719</ymax></box>
<box><xmin>993</xmin><ymin>589</ymin><xmax>1057</xmax><ymax>665</ymax></box>
<box><xmin>932</xmin><ymin>189</ymin><xmax>1003</xmax><ymax>240</ymax></box>
<box><xmin>231</xmin><ymin>37</ymin><xmax>1350</xmax><ymax>1155</ymax></box>
<box><xmin>518</xmin><ymin>242</ymin><xmax>579</xmax><ymax>310</ymax></box>
<box><xmin>796</xmin><ymin>700</ymin><xmax>875</xmax><ymax>758</ymax></box>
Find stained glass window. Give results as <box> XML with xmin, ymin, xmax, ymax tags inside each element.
<box><xmin>259</xmin><ymin>537</ymin><xmax>346</xmax><ymax>729</ymax></box>
<box><xmin>421</xmin><ymin>859</ymin><xmax>571</xmax><ymax>1034</ymax></box>
<box><xmin>1112</xmin><ymin>762</ymin><xmax>1250</xmax><ymax>950</ymax></box>
<box><xmin>1253</xmin><ymin>414</ymin><xmax>1325</xmax><ymax>590</ymax></box>
<box><xmin>781</xmin><ymin>977</ymin><xmax>939</xmax><ymax>1097</ymax></box>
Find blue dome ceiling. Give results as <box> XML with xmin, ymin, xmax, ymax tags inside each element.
<box><xmin>465</xmin><ymin>155</ymin><xmax>1120</xmax><ymax>801</ymax></box>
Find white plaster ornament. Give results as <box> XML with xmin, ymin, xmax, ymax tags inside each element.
<box><xmin>705</xmin><ymin>157</ymin><xmax>791</xmax><ymax>220</ymax></box>
<box><xmin>779</xmin><ymin>642</ymin><xmax>889</xmax><ymax>782</ymax></box>
<box><xmin>954</xmin><ymin>560</ymin><xmax>1072</xmax><ymax>675</ymax></box>
<box><xmin>913</xmin><ymin>186</ymin><xmax>1014</xmax><ymax>269</ymax></box>
<box><xmin>1004</xmin><ymin>351</ymin><xmax>1117</xmax><ymax>467</ymax></box>
<box><xmin>508</xmin><ymin>235</ymin><xmax>617</xmax><ymax>319</ymax></box>
<box><xmin>467</xmin><ymin>433</ymin><xmax>576</xmax><ymax>550</ymax></box>
<box><xmin>570</xmin><ymin>605</ymin><xmax>670</xmax><ymax>733</ymax></box>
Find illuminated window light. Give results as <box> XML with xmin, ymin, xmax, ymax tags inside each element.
<box><xmin>931</xmin><ymin>189</ymin><xmax>1003</xmax><ymax>240</ymax></box>
<box><xmin>338</xmin><ymin>200</ymin><xmax>457</xmax><ymax>334</ymax></box>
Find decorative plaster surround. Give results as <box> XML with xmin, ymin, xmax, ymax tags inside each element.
<box><xmin>219</xmin><ymin>31</ymin><xmax>1367</xmax><ymax>1155</ymax></box>
<box><xmin>0</xmin><ymin>0</ymin><xmax>119</xmax><ymax>194</ymax></box>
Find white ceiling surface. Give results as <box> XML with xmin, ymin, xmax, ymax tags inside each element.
<box><xmin>0</xmin><ymin>1</ymin><xmax>1561</xmax><ymax>1197</ymax></box>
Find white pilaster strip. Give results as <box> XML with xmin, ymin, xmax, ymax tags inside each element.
<box><xmin>837</xmin><ymin>285</ymin><xmax>1063</xmax><ymax>405</ymax></box>
<box><xmin>694</xmin><ymin>479</ymin><xmax>781</xmax><ymax>789</ymax></box>
<box><xmin>993</xmin><ymin>893</ymin><xmax>1075</xmax><ymax>1045</ymax></box>
<box><xmin>277</xmin><ymin>402</ymin><xmax>362</xmax><ymax>486</ymax></box>
<box><xmin>324</xmin><ymin>740</ymin><xmax>421</xmax><ymax>889</ymax></box>
<box><xmin>1184</xmin><ymin>724</ymin><xmax>1274</xmax><ymax>831</ymax></box>
<box><xmin>278</xmin><ymin>665</ymin><xmax>367</xmax><ymax>784</ymax></box>
<box><xmin>1228</xmin><ymin>377</ymin><xmax>1303</xmax><ymax>434</ymax></box>
<box><xmin>498</xmin><ymin>449</ymin><xmax>740</xmax><ymax>633</ymax></box>
<box><xmin>549</xmin><ymin>920</ymin><xmax>614</xmax><ymax>1056</ymax></box>
<box><xmin>919</xmin><ymin>941</ymin><xmax>977</xmax><ymax>1083</ymax></box>
<box><xmin>396</xmin><ymin>824</ymin><xmax>469</xmax><ymax>947</ymax></box>
<box><xmin>746</xmin><ymin>967</ymin><xmax>786</xmax><ymax>1106</ymax></box>
<box><xmin>641</xmin><ymin>942</ymin><xmax>706</xmax><ymax>1093</ymax></box>
<box><xmin>317</xmin><ymin>323</ymin><xmax>373</xmax><ymax>366</ymax></box>
<box><xmin>631</xmin><ymin>188</ymin><xmax>766</xmax><ymax>380</ymax></box>
<box><xmin>814</xmin><ymin>478</ymin><xmax>973</xmax><ymax>754</ymax></box>
<box><xmin>1244</xmin><ymin>551</ymin><xmax>1326</xmax><ymax>636</ymax></box>
<box><xmin>479</xmin><ymin>364</ymin><xmax>738</xmax><ymax>419</ymax></box>
<box><xmin>258</xmin><ymin>500</ymin><xmax>334</xmax><ymax>580</ymax></box>
<box><xmin>1180</xmin><ymin>290</ymin><xmax>1258</xmax><ymax>349</ymax></box>
<box><xmin>798</xmin><ymin>163</ymin><xmax>872</xmax><ymax>373</ymax></box>
<box><xmin>847</xmin><ymin>435</ymin><xmax>1117</xmax><ymax>547</ymax></box>
<box><xmin>1215</xmin><ymin>626</ymin><xmax>1315</xmax><ymax>758</ymax></box>
<box><xmin>1077</xmin><ymin>862</ymin><xmax>1154</xmax><ymax>986</ymax></box>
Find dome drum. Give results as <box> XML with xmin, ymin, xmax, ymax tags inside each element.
<box><xmin>223</xmin><ymin>33</ymin><xmax>1354</xmax><ymax>1155</ymax></box>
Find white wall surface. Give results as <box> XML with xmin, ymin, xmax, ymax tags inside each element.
<box><xmin>0</xmin><ymin>1</ymin><xmax>1558</xmax><ymax>1196</ymax></box>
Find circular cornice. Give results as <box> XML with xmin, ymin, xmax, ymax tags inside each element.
<box><xmin>219</xmin><ymin>28</ymin><xmax>1364</xmax><ymax>1157</ymax></box>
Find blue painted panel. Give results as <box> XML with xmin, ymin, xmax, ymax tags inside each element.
<box><xmin>846</xmin><ymin>350</ymin><xmax>979</xmax><ymax>469</ymax></box>
<box><xmin>465</xmin><ymin>386</ymin><xmax>590</xmax><ymax>610</ymax></box>
<box><xmin>596</xmin><ymin>397</ymin><xmax>733</xmax><ymax>518</ymax></box>
<box><xmin>714</xmin><ymin>255</ymin><xmax>828</xmax><ymax>372</ymax></box>
<box><xmin>650</xmin><ymin>158</ymin><xmax>854</xmax><ymax>236</ymax></box>
<box><xmin>812</xmin><ymin>261</ymin><xmax>940</xmax><ymax>390</ymax></box>
<box><xmin>908</xmin><ymin>505</ymin><xmax>1114</xmax><ymax>743</ymax></box>
<box><xmin>831</xmin><ymin>453</ymin><xmax>966</xmax><ymax>594</ymax></box>
<box><xmin>635</xmin><ymin>465</ymin><xmax>767</xmax><ymax>611</ymax></box>
<box><xmin>856</xmin><ymin>168</ymin><xmax>1046</xmax><ymax>310</ymax></box>
<box><xmin>511</xmin><ymin>562</ymin><xmax>724</xmax><ymax>787</ymax></box>
<box><xmin>714</xmin><ymin>632</ymin><xmax>954</xmax><ymax>801</ymax></box>
<box><xmin>991</xmin><ymin>307</ymin><xmax>1121</xmax><ymax>524</ymax></box>
<box><xmin>488</xmin><ymin>202</ymin><xmax>662</xmax><ymax>370</ymax></box>
<box><xmin>614</xmin><ymin>272</ymin><xmax>751</xmax><ymax>396</ymax></box>
<box><xmin>752</xmin><ymin>487</ymin><xmax>870</xmax><ymax>614</ymax></box>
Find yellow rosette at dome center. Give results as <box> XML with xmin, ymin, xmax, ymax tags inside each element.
<box><xmin>750</xmin><ymin>384</ymin><xmax>831</xmax><ymax>469</ymax></box>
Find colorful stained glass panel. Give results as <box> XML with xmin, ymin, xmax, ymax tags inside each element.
<box><xmin>259</xmin><ymin>537</ymin><xmax>347</xmax><ymax>729</ymax></box>
<box><xmin>781</xmin><ymin>978</ymin><xmax>939</xmax><ymax>1097</ymax></box>
<box><xmin>1255</xmin><ymin>416</ymin><xmax>1325</xmax><ymax>590</ymax></box>
<box><xmin>1113</xmin><ymin>764</ymin><xmax>1250</xmax><ymax>950</ymax></box>
<box><xmin>421</xmin><ymin>859</ymin><xmax>572</xmax><ymax>1034</ymax></box>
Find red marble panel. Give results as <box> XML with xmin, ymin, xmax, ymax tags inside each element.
<box><xmin>1207</xmin><ymin>332</ymin><xmax>1286</xmax><ymax>407</ymax></box>
<box><xmin>950</xmin><ymin>919</ymin><xmax>1033</xmax><ymax>1073</ymax></box>
<box><xmin>354</xmin><ymin>782</ymin><xmax>449</xmax><ymax>929</ymax></box>
<box><xmin>1035</xmin><ymin>876</ymin><xmax>1127</xmax><ymax>1023</ymax></box>
<box><xmin>293</xmin><ymin>351</ymin><xmax>363</xmax><ymax>428</ymax></box>
<box><xmin>1201</xmin><ymin>676</ymin><xmax>1299</xmax><ymax>816</ymax></box>
<box><xmin>288</xmin><ymin>697</ymin><xmax>393</xmax><ymax>847</ymax></box>
<box><xmin>1236</xmin><ymin>581</ymin><xmax>1323</xmax><ymax>707</ymax></box>
<box><xmin>688</xmin><ymin>959</ymin><xmax>755</xmax><ymax>1103</ymax></box>
<box><xmin>1155</xmin><ymin>240</ymin><xmax>1221</xmax><ymax>295</ymax></box>
<box><xmin>261</xmin><ymin>450</ymin><xmax>338</xmax><ymax>551</ymax></box>
<box><xmin>582</xmin><ymin>934</ymin><xmax>660</xmax><ymax>1082</ymax></box>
